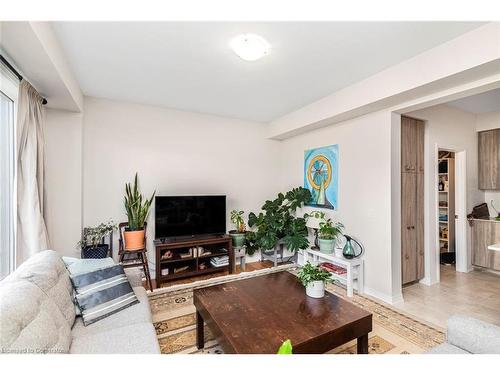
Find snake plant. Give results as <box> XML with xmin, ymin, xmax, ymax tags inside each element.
<box><xmin>124</xmin><ymin>173</ymin><xmax>155</xmax><ymax>231</ymax></box>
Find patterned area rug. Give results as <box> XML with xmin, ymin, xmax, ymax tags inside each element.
<box><xmin>148</xmin><ymin>266</ymin><xmax>445</xmax><ymax>354</ymax></box>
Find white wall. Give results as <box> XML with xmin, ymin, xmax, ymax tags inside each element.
<box><xmin>406</xmin><ymin>105</ymin><xmax>484</xmax><ymax>282</ymax></box>
<box><xmin>476</xmin><ymin>110</ymin><xmax>500</xmax><ymax>132</ymax></box>
<box><xmin>82</xmin><ymin>97</ymin><xmax>282</xmax><ymax>271</ymax></box>
<box><xmin>281</xmin><ymin>110</ymin><xmax>398</xmax><ymax>303</ymax></box>
<box><xmin>44</xmin><ymin>108</ymin><xmax>83</xmax><ymax>257</ymax></box>
<box><xmin>476</xmin><ymin>110</ymin><xmax>500</xmax><ymax>216</ymax></box>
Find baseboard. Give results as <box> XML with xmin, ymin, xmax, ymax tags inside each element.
<box><xmin>418</xmin><ymin>276</ymin><xmax>432</xmax><ymax>286</ymax></box>
<box><xmin>363</xmin><ymin>286</ymin><xmax>403</xmax><ymax>305</ymax></box>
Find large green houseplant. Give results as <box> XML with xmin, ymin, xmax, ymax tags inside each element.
<box><xmin>247</xmin><ymin>187</ymin><xmax>312</xmax><ymax>254</ymax></box>
<box><xmin>123</xmin><ymin>173</ymin><xmax>155</xmax><ymax>250</ymax></box>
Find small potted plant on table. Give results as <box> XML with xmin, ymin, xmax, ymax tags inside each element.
<box><xmin>318</xmin><ymin>219</ymin><xmax>344</xmax><ymax>254</ymax></box>
<box><xmin>297</xmin><ymin>262</ymin><xmax>332</xmax><ymax>298</ymax></box>
<box><xmin>123</xmin><ymin>173</ymin><xmax>155</xmax><ymax>250</ymax></box>
<box><xmin>229</xmin><ymin>210</ymin><xmax>246</xmax><ymax>247</ymax></box>
<box><xmin>77</xmin><ymin>220</ymin><xmax>116</xmax><ymax>258</ymax></box>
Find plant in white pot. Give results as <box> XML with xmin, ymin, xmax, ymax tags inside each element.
<box><xmin>229</xmin><ymin>210</ymin><xmax>246</xmax><ymax>247</ymax></box>
<box><xmin>297</xmin><ymin>262</ymin><xmax>332</xmax><ymax>298</ymax></box>
<box><xmin>123</xmin><ymin>173</ymin><xmax>155</xmax><ymax>251</ymax></box>
<box><xmin>318</xmin><ymin>219</ymin><xmax>344</xmax><ymax>254</ymax></box>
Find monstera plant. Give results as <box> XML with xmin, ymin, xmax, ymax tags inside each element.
<box><xmin>247</xmin><ymin>187</ymin><xmax>312</xmax><ymax>253</ymax></box>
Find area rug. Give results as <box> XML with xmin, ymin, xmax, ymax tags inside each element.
<box><xmin>148</xmin><ymin>266</ymin><xmax>445</xmax><ymax>354</ymax></box>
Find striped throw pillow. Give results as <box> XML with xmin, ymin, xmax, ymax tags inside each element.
<box><xmin>70</xmin><ymin>264</ymin><xmax>139</xmax><ymax>326</ymax></box>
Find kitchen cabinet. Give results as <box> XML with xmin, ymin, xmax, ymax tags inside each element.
<box><xmin>478</xmin><ymin>129</ymin><xmax>500</xmax><ymax>190</ymax></box>
<box><xmin>471</xmin><ymin>219</ymin><xmax>500</xmax><ymax>270</ymax></box>
<box><xmin>401</xmin><ymin>116</ymin><xmax>425</xmax><ymax>284</ymax></box>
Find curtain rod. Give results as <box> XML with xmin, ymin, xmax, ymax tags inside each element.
<box><xmin>0</xmin><ymin>54</ymin><xmax>48</xmax><ymax>105</ymax></box>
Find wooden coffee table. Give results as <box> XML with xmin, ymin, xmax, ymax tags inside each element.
<box><xmin>193</xmin><ymin>271</ymin><xmax>372</xmax><ymax>354</ymax></box>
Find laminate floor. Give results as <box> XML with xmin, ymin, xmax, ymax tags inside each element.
<box><xmin>395</xmin><ymin>265</ymin><xmax>500</xmax><ymax>328</ymax></box>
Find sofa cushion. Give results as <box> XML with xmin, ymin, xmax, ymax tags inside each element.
<box><xmin>447</xmin><ymin>314</ymin><xmax>500</xmax><ymax>354</ymax></box>
<box><xmin>124</xmin><ymin>267</ymin><xmax>144</xmax><ymax>288</ymax></box>
<box><xmin>71</xmin><ymin>265</ymin><xmax>139</xmax><ymax>326</ymax></box>
<box><xmin>63</xmin><ymin>256</ymin><xmax>116</xmax><ymax>316</ymax></box>
<box><xmin>13</xmin><ymin>250</ymin><xmax>75</xmax><ymax>327</ymax></box>
<box><xmin>427</xmin><ymin>343</ymin><xmax>470</xmax><ymax>354</ymax></box>
<box><xmin>69</xmin><ymin>323</ymin><xmax>160</xmax><ymax>354</ymax></box>
<box><xmin>63</xmin><ymin>256</ymin><xmax>115</xmax><ymax>276</ymax></box>
<box><xmin>71</xmin><ymin>286</ymin><xmax>152</xmax><ymax>338</ymax></box>
<box><xmin>0</xmin><ymin>279</ymin><xmax>72</xmax><ymax>354</ymax></box>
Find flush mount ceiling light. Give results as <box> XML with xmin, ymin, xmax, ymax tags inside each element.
<box><xmin>230</xmin><ymin>34</ymin><xmax>271</xmax><ymax>61</ymax></box>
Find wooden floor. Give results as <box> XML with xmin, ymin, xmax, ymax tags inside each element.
<box><xmin>147</xmin><ymin>260</ymin><xmax>276</xmax><ymax>289</ymax></box>
<box><xmin>395</xmin><ymin>265</ymin><xmax>500</xmax><ymax>328</ymax></box>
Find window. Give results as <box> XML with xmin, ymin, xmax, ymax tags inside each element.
<box><xmin>0</xmin><ymin>65</ymin><xmax>18</xmax><ymax>279</ymax></box>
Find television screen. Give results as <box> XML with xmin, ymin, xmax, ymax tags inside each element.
<box><xmin>155</xmin><ymin>195</ymin><xmax>226</xmax><ymax>239</ymax></box>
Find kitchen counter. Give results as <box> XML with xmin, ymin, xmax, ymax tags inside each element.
<box><xmin>469</xmin><ymin>217</ymin><xmax>500</xmax><ymax>223</ymax></box>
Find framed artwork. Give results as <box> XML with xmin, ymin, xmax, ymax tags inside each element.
<box><xmin>304</xmin><ymin>144</ymin><xmax>339</xmax><ymax>210</ymax></box>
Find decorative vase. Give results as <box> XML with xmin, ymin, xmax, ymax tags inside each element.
<box><xmin>342</xmin><ymin>235</ymin><xmax>364</xmax><ymax>259</ymax></box>
<box><xmin>229</xmin><ymin>231</ymin><xmax>246</xmax><ymax>247</ymax></box>
<box><xmin>319</xmin><ymin>238</ymin><xmax>335</xmax><ymax>254</ymax></box>
<box><xmin>124</xmin><ymin>229</ymin><xmax>145</xmax><ymax>251</ymax></box>
<box><xmin>306</xmin><ymin>281</ymin><xmax>325</xmax><ymax>298</ymax></box>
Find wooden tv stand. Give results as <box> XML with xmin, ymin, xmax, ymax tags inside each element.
<box><xmin>154</xmin><ymin>235</ymin><xmax>234</xmax><ymax>288</ymax></box>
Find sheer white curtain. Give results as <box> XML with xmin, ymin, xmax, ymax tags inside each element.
<box><xmin>16</xmin><ymin>80</ymin><xmax>49</xmax><ymax>265</ymax></box>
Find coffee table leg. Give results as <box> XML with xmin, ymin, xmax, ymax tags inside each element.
<box><xmin>196</xmin><ymin>311</ymin><xmax>204</xmax><ymax>349</ymax></box>
<box><xmin>357</xmin><ymin>334</ymin><xmax>369</xmax><ymax>354</ymax></box>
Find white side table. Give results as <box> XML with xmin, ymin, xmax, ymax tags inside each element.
<box><xmin>302</xmin><ymin>248</ymin><xmax>364</xmax><ymax>298</ymax></box>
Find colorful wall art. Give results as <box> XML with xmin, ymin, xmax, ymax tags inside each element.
<box><xmin>304</xmin><ymin>144</ymin><xmax>339</xmax><ymax>209</ymax></box>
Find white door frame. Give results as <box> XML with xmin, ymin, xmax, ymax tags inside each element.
<box><xmin>454</xmin><ymin>150</ymin><xmax>468</xmax><ymax>273</ymax></box>
<box><xmin>433</xmin><ymin>145</ymin><xmax>468</xmax><ymax>282</ymax></box>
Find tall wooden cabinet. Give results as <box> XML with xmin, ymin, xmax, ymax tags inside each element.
<box><xmin>478</xmin><ymin>129</ymin><xmax>500</xmax><ymax>190</ymax></box>
<box><xmin>401</xmin><ymin>116</ymin><xmax>425</xmax><ymax>284</ymax></box>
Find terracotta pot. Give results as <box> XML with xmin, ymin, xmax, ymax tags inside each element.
<box><xmin>124</xmin><ymin>229</ymin><xmax>145</xmax><ymax>251</ymax></box>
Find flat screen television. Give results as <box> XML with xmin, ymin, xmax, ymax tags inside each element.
<box><xmin>155</xmin><ymin>195</ymin><xmax>226</xmax><ymax>240</ymax></box>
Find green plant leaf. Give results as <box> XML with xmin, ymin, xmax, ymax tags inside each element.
<box><xmin>247</xmin><ymin>187</ymin><xmax>311</xmax><ymax>253</ymax></box>
<box><xmin>124</xmin><ymin>173</ymin><xmax>155</xmax><ymax>230</ymax></box>
<box><xmin>297</xmin><ymin>262</ymin><xmax>332</xmax><ymax>287</ymax></box>
<box><xmin>277</xmin><ymin>339</ymin><xmax>293</xmax><ymax>354</ymax></box>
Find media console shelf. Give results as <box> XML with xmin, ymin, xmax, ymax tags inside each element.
<box><xmin>154</xmin><ymin>235</ymin><xmax>234</xmax><ymax>288</ymax></box>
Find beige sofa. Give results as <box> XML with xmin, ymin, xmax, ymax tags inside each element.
<box><xmin>0</xmin><ymin>250</ymin><xmax>160</xmax><ymax>354</ymax></box>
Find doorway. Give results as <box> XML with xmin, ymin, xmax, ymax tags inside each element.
<box><xmin>435</xmin><ymin>148</ymin><xmax>468</xmax><ymax>278</ymax></box>
<box><xmin>437</xmin><ymin>150</ymin><xmax>456</xmax><ymax>267</ymax></box>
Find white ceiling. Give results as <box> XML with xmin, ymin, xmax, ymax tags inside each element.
<box><xmin>52</xmin><ymin>22</ymin><xmax>484</xmax><ymax>122</ymax></box>
<box><xmin>447</xmin><ymin>88</ymin><xmax>500</xmax><ymax>114</ymax></box>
